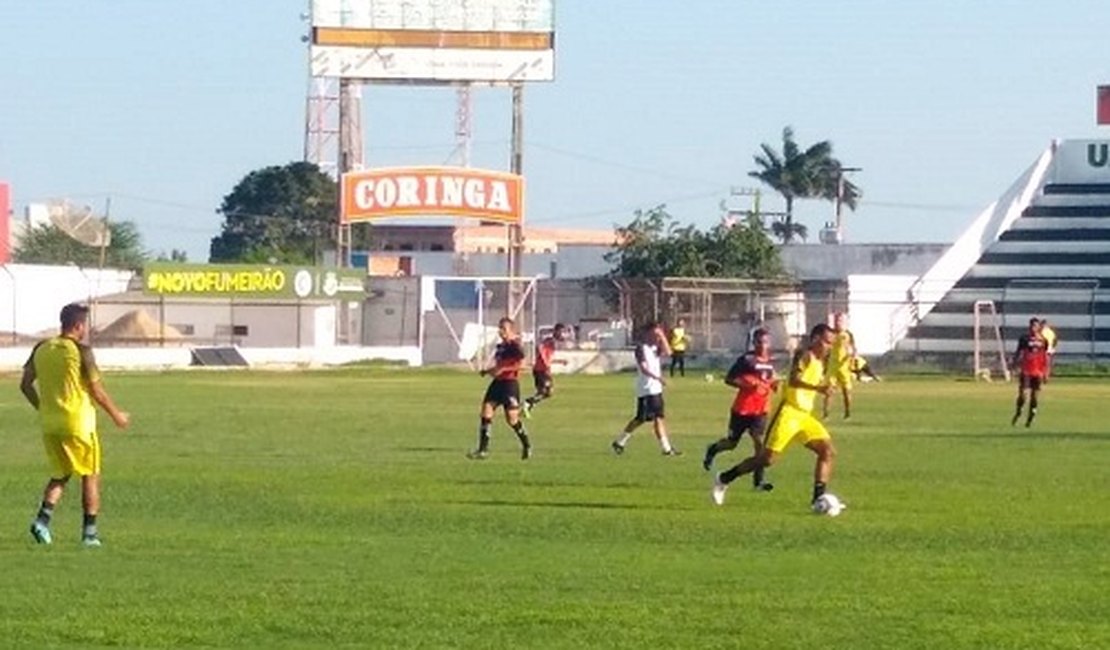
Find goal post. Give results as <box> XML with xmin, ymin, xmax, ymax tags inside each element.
<box><xmin>419</xmin><ymin>275</ymin><xmax>538</xmax><ymax>368</ymax></box>
<box><xmin>972</xmin><ymin>300</ymin><xmax>1011</xmax><ymax>382</ymax></box>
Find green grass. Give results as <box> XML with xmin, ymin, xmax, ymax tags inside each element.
<box><xmin>0</xmin><ymin>370</ymin><xmax>1107</xmax><ymax>649</ymax></box>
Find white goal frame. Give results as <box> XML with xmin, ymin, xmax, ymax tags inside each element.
<box><xmin>419</xmin><ymin>275</ymin><xmax>539</xmax><ymax>369</ymax></box>
<box><xmin>973</xmin><ymin>300</ymin><xmax>1011</xmax><ymax>382</ymax></box>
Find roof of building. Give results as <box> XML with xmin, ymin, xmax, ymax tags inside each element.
<box><xmin>778</xmin><ymin>243</ymin><xmax>949</xmax><ymax>280</ymax></box>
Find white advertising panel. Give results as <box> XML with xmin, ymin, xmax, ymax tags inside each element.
<box><xmin>310</xmin><ymin>45</ymin><xmax>554</xmax><ymax>82</ymax></box>
<box><xmin>309</xmin><ymin>0</ymin><xmax>555</xmax><ymax>82</ymax></box>
<box><xmin>311</xmin><ymin>0</ymin><xmax>554</xmax><ymax>32</ymax></box>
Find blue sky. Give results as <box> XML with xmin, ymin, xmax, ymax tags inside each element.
<box><xmin>2</xmin><ymin>1</ymin><xmax>1109</xmax><ymax>261</ymax></box>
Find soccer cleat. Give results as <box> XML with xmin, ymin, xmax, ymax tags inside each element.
<box><xmin>521</xmin><ymin>401</ymin><xmax>533</xmax><ymax>420</ymax></box>
<box><xmin>610</xmin><ymin>441</ymin><xmax>624</xmax><ymax>455</ymax></box>
<box><xmin>521</xmin><ymin>444</ymin><xmax>532</xmax><ymax>460</ymax></box>
<box><xmin>754</xmin><ymin>482</ymin><xmax>775</xmax><ymax>492</ymax></box>
<box><xmin>1026</xmin><ymin>408</ymin><xmax>1037</xmax><ymax>428</ymax></box>
<box><xmin>662</xmin><ymin>448</ymin><xmax>683</xmax><ymax>456</ymax></box>
<box><xmin>1011</xmin><ymin>411</ymin><xmax>1021</xmax><ymax>427</ymax></box>
<box><xmin>29</xmin><ymin>521</ymin><xmax>52</xmax><ymax>545</ymax></box>
<box><xmin>466</xmin><ymin>449</ymin><xmax>489</xmax><ymax>460</ymax></box>
<box><xmin>702</xmin><ymin>447</ymin><xmax>715</xmax><ymax>471</ymax></box>
<box><xmin>711</xmin><ymin>475</ymin><xmax>729</xmax><ymax>506</ymax></box>
<box><xmin>81</xmin><ymin>535</ymin><xmax>102</xmax><ymax>548</ymax></box>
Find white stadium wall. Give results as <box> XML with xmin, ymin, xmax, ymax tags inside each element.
<box><xmin>0</xmin><ymin>264</ymin><xmax>134</xmax><ymax>337</ymax></box>
<box><xmin>846</xmin><ymin>275</ymin><xmax>920</xmax><ymax>356</ymax></box>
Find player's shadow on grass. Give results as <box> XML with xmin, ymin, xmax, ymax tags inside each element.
<box><xmin>901</xmin><ymin>431</ymin><xmax>1110</xmax><ymax>441</ymax></box>
<box><xmin>448</xmin><ymin>499</ymin><xmax>687</xmax><ymax>511</ymax></box>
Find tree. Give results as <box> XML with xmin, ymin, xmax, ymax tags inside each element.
<box><xmin>209</xmin><ymin>162</ymin><xmax>339</xmax><ymax>264</ymax></box>
<box><xmin>14</xmin><ymin>220</ymin><xmax>148</xmax><ymax>269</ymax></box>
<box><xmin>604</xmin><ymin>205</ymin><xmax>783</xmax><ymax>279</ymax></box>
<box><xmin>748</xmin><ymin>126</ymin><xmax>861</xmax><ymax>244</ymax></box>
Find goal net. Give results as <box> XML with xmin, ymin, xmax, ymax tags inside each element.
<box><xmin>419</xmin><ymin>276</ymin><xmax>538</xmax><ymax>368</ymax></box>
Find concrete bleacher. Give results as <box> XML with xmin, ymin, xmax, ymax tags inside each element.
<box><xmin>896</xmin><ymin>139</ymin><xmax>1110</xmax><ymax>358</ymax></box>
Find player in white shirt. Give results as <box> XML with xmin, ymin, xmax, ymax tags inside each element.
<box><xmin>611</xmin><ymin>322</ymin><xmax>681</xmax><ymax>456</ymax></box>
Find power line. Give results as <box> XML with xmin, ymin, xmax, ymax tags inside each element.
<box><xmin>529</xmin><ymin>188</ymin><xmax>729</xmax><ymax>225</ymax></box>
<box><xmin>862</xmin><ymin>199</ymin><xmax>979</xmax><ymax>213</ymax></box>
<box><xmin>527</xmin><ymin>141</ymin><xmax>733</xmax><ymax>188</ymax></box>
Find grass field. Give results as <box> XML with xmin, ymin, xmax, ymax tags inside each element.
<box><xmin>0</xmin><ymin>369</ymin><xmax>1107</xmax><ymax>649</ymax></box>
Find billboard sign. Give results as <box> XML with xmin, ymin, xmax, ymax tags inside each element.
<box><xmin>341</xmin><ymin>166</ymin><xmax>524</xmax><ymax>224</ymax></box>
<box><xmin>309</xmin><ymin>0</ymin><xmax>555</xmax><ymax>82</ymax></box>
<box><xmin>143</xmin><ymin>263</ymin><xmax>366</xmax><ymax>300</ymax></box>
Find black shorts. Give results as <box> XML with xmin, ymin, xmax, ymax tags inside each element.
<box><xmin>483</xmin><ymin>379</ymin><xmax>521</xmax><ymax>410</ymax></box>
<box><xmin>1019</xmin><ymin>374</ymin><xmax>1044</xmax><ymax>391</ymax></box>
<box><xmin>727</xmin><ymin>412</ymin><xmax>767</xmax><ymax>442</ymax></box>
<box><xmin>635</xmin><ymin>394</ymin><xmax>665</xmax><ymax>421</ymax></box>
<box><xmin>533</xmin><ymin>370</ymin><xmax>554</xmax><ymax>393</ymax></box>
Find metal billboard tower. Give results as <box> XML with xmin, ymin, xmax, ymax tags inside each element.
<box><xmin>306</xmin><ymin>0</ymin><xmax>555</xmax><ymax>302</ymax></box>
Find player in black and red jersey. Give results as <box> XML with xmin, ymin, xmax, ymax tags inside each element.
<box><xmin>522</xmin><ymin>323</ymin><xmax>568</xmax><ymax>418</ymax></box>
<box><xmin>1012</xmin><ymin>317</ymin><xmax>1049</xmax><ymax>427</ymax></box>
<box><xmin>468</xmin><ymin>317</ymin><xmax>532</xmax><ymax>460</ymax></box>
<box><xmin>702</xmin><ymin>328</ymin><xmax>777</xmax><ymax>491</ymax></box>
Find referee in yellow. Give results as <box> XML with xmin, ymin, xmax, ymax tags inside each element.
<box><xmin>20</xmin><ymin>303</ymin><xmax>130</xmax><ymax>547</ymax></box>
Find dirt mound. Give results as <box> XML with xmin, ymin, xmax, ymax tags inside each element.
<box><xmin>95</xmin><ymin>310</ymin><xmax>184</xmax><ymax>343</ymax></box>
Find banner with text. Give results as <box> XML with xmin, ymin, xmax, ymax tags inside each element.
<box><xmin>143</xmin><ymin>263</ymin><xmax>366</xmax><ymax>300</ymax></box>
<box><xmin>341</xmin><ymin>166</ymin><xmax>524</xmax><ymax>224</ymax></box>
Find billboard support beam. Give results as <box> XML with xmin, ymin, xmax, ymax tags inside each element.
<box><xmin>337</xmin><ymin>78</ymin><xmax>362</xmax><ymax>268</ymax></box>
<box><xmin>508</xmin><ymin>83</ymin><xmax>525</xmax><ymax>316</ymax></box>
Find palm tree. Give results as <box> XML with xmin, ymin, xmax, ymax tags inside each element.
<box><xmin>748</xmin><ymin>127</ymin><xmax>860</xmax><ymax>244</ymax></box>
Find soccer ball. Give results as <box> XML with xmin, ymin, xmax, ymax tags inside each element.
<box><xmin>704</xmin><ymin>373</ymin><xmax>715</xmax><ymax>383</ymax></box>
<box><xmin>812</xmin><ymin>493</ymin><xmax>845</xmax><ymax>517</ymax></box>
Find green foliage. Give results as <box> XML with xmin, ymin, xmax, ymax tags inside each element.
<box><xmin>0</xmin><ymin>372</ymin><xmax>1106</xmax><ymax>648</ymax></box>
<box><xmin>605</xmin><ymin>205</ymin><xmax>783</xmax><ymax>279</ymax></box>
<box><xmin>749</xmin><ymin>126</ymin><xmax>862</xmax><ymax>244</ymax></box>
<box><xmin>13</xmin><ymin>220</ymin><xmax>147</xmax><ymax>269</ymax></box>
<box><xmin>209</xmin><ymin>161</ymin><xmax>339</xmax><ymax>264</ymax></box>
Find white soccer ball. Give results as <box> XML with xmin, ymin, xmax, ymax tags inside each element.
<box><xmin>704</xmin><ymin>373</ymin><xmax>715</xmax><ymax>383</ymax></box>
<box><xmin>812</xmin><ymin>493</ymin><xmax>845</xmax><ymax>517</ymax></box>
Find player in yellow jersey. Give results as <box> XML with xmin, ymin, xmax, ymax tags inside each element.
<box><xmin>1039</xmin><ymin>319</ymin><xmax>1058</xmax><ymax>382</ymax></box>
<box><xmin>668</xmin><ymin>318</ymin><xmax>690</xmax><ymax>377</ymax></box>
<box><xmin>712</xmin><ymin>323</ymin><xmax>838</xmax><ymax>507</ymax></box>
<box><xmin>823</xmin><ymin>312</ymin><xmax>856</xmax><ymax>419</ymax></box>
<box><xmin>20</xmin><ymin>303</ymin><xmax>130</xmax><ymax>547</ymax></box>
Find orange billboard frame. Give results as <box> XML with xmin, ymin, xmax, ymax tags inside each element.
<box><xmin>341</xmin><ymin>166</ymin><xmax>524</xmax><ymax>224</ymax></box>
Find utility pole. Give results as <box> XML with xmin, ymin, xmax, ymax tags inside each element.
<box><xmin>729</xmin><ymin>187</ymin><xmax>762</xmax><ymax>224</ymax></box>
<box><xmin>834</xmin><ymin>167</ymin><xmax>862</xmax><ymax>242</ymax></box>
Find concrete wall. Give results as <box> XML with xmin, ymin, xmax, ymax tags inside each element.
<box><xmin>0</xmin><ymin>264</ymin><xmax>134</xmax><ymax>336</ymax></box>
<box><xmin>779</xmin><ymin>243</ymin><xmax>948</xmax><ymax>281</ymax></box>
<box><xmin>0</xmin><ymin>345</ymin><xmax>422</xmax><ymax>372</ymax></box>
<box><xmin>847</xmin><ymin>274</ymin><xmax>919</xmax><ymax>355</ymax></box>
<box><xmin>92</xmin><ymin>298</ymin><xmax>339</xmax><ymax>348</ymax></box>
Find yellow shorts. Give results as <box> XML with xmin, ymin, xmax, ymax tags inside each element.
<box><xmin>827</xmin><ymin>365</ymin><xmax>853</xmax><ymax>389</ymax></box>
<box><xmin>765</xmin><ymin>405</ymin><xmax>830</xmax><ymax>453</ymax></box>
<box><xmin>42</xmin><ymin>431</ymin><xmax>101</xmax><ymax>477</ymax></box>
